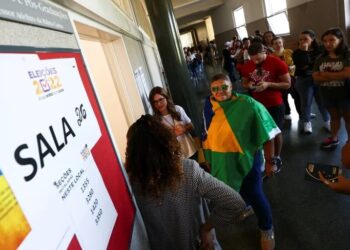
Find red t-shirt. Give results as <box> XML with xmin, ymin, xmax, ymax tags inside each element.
<box><xmin>242</xmin><ymin>55</ymin><xmax>289</xmax><ymax>108</ymax></box>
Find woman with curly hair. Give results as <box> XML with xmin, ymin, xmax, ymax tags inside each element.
<box><xmin>125</xmin><ymin>114</ymin><xmax>246</xmax><ymax>250</ymax></box>
<box><xmin>149</xmin><ymin>86</ymin><xmax>197</xmax><ymax>159</ymax></box>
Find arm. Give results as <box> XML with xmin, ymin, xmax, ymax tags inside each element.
<box><xmin>199</xmin><ymin>222</ymin><xmax>215</xmax><ymax>250</ymax></box>
<box><xmin>313</xmin><ymin>66</ymin><xmax>350</xmax><ymax>81</ymax></box>
<box><xmin>255</xmin><ymin>73</ymin><xmax>291</xmax><ymax>92</ymax></box>
<box><xmin>242</xmin><ymin>77</ymin><xmax>255</xmax><ymax>89</ymax></box>
<box><xmin>263</xmin><ymin>139</ymin><xmax>275</xmax><ymax>177</ymax></box>
<box><xmin>319</xmin><ymin>172</ymin><xmax>350</xmax><ymax>195</ymax></box>
<box><xmin>174</xmin><ymin>106</ymin><xmax>194</xmax><ymax>136</ymax></box>
<box><xmin>292</xmin><ymin>49</ymin><xmax>310</xmax><ymax>70</ymax></box>
<box><xmin>174</xmin><ymin>122</ymin><xmax>194</xmax><ymax>136</ymax></box>
<box><xmin>193</xmin><ymin>161</ymin><xmax>246</xmax><ymax>225</ymax></box>
<box><xmin>191</xmin><ymin>161</ymin><xmax>245</xmax><ymax>248</ymax></box>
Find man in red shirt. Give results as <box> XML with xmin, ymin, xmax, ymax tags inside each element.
<box><xmin>242</xmin><ymin>42</ymin><xmax>291</xmax><ymax>174</ymax></box>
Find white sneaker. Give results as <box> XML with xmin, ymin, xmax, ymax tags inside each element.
<box><xmin>303</xmin><ymin>122</ymin><xmax>312</xmax><ymax>134</ymax></box>
<box><xmin>324</xmin><ymin>120</ymin><xmax>331</xmax><ymax>132</ymax></box>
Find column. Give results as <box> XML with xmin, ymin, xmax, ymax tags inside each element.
<box><xmin>144</xmin><ymin>0</ymin><xmax>202</xmax><ymax>137</ymax></box>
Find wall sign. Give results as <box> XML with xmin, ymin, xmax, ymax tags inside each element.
<box><xmin>0</xmin><ymin>51</ymin><xmax>135</xmax><ymax>250</ymax></box>
<box><xmin>0</xmin><ymin>0</ymin><xmax>73</xmax><ymax>33</ymax></box>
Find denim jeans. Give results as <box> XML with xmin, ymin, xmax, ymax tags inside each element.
<box><xmin>240</xmin><ymin>150</ymin><xmax>272</xmax><ymax>230</ymax></box>
<box><xmin>295</xmin><ymin>76</ymin><xmax>329</xmax><ymax>122</ymax></box>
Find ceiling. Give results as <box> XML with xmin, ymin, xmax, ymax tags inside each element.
<box><xmin>172</xmin><ymin>0</ymin><xmax>224</xmax><ymax>28</ymax></box>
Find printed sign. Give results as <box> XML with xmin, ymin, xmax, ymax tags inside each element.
<box><xmin>0</xmin><ymin>54</ymin><xmax>117</xmax><ymax>249</ymax></box>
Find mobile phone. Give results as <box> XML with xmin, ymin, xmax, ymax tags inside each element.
<box><xmin>304</xmin><ymin>162</ymin><xmax>341</xmax><ymax>183</ymax></box>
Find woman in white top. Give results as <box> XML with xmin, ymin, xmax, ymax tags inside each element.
<box><xmin>149</xmin><ymin>86</ymin><xmax>197</xmax><ymax>158</ymax></box>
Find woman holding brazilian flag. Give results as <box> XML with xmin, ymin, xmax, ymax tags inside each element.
<box><xmin>201</xmin><ymin>73</ymin><xmax>281</xmax><ymax>250</ymax></box>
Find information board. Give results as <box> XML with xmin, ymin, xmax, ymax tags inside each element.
<box><xmin>0</xmin><ymin>51</ymin><xmax>135</xmax><ymax>250</ymax></box>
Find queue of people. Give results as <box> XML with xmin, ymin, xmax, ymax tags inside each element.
<box><xmin>124</xmin><ymin>26</ymin><xmax>350</xmax><ymax>250</ymax></box>
<box><xmin>222</xmin><ymin>27</ymin><xmax>350</xmax><ymax>150</ymax></box>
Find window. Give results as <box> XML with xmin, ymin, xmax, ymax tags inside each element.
<box><xmin>180</xmin><ymin>32</ymin><xmax>194</xmax><ymax>48</ymax></box>
<box><xmin>233</xmin><ymin>7</ymin><xmax>248</xmax><ymax>39</ymax></box>
<box><xmin>264</xmin><ymin>0</ymin><xmax>290</xmax><ymax>35</ymax></box>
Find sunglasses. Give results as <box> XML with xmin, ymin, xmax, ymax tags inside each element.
<box><xmin>211</xmin><ymin>84</ymin><xmax>230</xmax><ymax>93</ymax></box>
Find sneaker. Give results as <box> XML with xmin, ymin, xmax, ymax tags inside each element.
<box><xmin>311</xmin><ymin>113</ymin><xmax>316</xmax><ymax>119</ymax></box>
<box><xmin>284</xmin><ymin>114</ymin><xmax>292</xmax><ymax>120</ymax></box>
<box><xmin>303</xmin><ymin>122</ymin><xmax>312</xmax><ymax>134</ymax></box>
<box><xmin>272</xmin><ymin>156</ymin><xmax>282</xmax><ymax>174</ymax></box>
<box><xmin>323</xmin><ymin>120</ymin><xmax>331</xmax><ymax>132</ymax></box>
<box><xmin>261</xmin><ymin>229</ymin><xmax>275</xmax><ymax>250</ymax></box>
<box><xmin>321</xmin><ymin>137</ymin><xmax>339</xmax><ymax>149</ymax></box>
<box><xmin>237</xmin><ymin>205</ymin><xmax>254</xmax><ymax>222</ymax></box>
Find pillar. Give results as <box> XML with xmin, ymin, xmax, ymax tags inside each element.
<box><xmin>144</xmin><ymin>0</ymin><xmax>202</xmax><ymax>137</ymax></box>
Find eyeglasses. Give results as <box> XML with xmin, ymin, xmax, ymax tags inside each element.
<box><xmin>211</xmin><ymin>84</ymin><xmax>230</xmax><ymax>93</ymax></box>
<box><xmin>153</xmin><ymin>97</ymin><xmax>166</xmax><ymax>105</ymax></box>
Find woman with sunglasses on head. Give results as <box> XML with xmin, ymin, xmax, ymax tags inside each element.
<box><xmin>149</xmin><ymin>86</ymin><xmax>197</xmax><ymax>159</ymax></box>
<box><xmin>125</xmin><ymin>114</ymin><xmax>246</xmax><ymax>250</ymax></box>
<box><xmin>312</xmin><ymin>27</ymin><xmax>350</xmax><ymax>149</ymax></box>
<box><xmin>292</xmin><ymin>29</ymin><xmax>330</xmax><ymax>134</ymax></box>
<box><xmin>202</xmin><ymin>73</ymin><xmax>281</xmax><ymax>250</ymax></box>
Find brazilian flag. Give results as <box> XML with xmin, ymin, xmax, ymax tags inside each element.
<box><xmin>202</xmin><ymin>93</ymin><xmax>280</xmax><ymax>191</ymax></box>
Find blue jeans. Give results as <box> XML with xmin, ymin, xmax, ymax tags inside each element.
<box><xmin>295</xmin><ymin>76</ymin><xmax>329</xmax><ymax>122</ymax></box>
<box><xmin>240</xmin><ymin>151</ymin><xmax>272</xmax><ymax>230</ymax></box>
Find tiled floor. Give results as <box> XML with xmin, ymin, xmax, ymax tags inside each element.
<box><xmin>194</xmin><ymin>64</ymin><xmax>350</xmax><ymax>250</ymax></box>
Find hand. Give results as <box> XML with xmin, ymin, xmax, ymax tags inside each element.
<box><xmin>174</xmin><ymin>123</ymin><xmax>186</xmax><ymax>136</ymax></box>
<box><xmin>255</xmin><ymin>81</ymin><xmax>270</xmax><ymax>92</ymax></box>
<box><xmin>288</xmin><ymin>65</ymin><xmax>296</xmax><ymax>75</ymax></box>
<box><xmin>199</xmin><ymin>224</ymin><xmax>215</xmax><ymax>250</ymax></box>
<box><xmin>265</xmin><ymin>161</ymin><xmax>277</xmax><ymax>178</ymax></box>
<box><xmin>299</xmin><ymin>43</ymin><xmax>309</xmax><ymax>51</ymax></box>
<box><xmin>319</xmin><ymin>171</ymin><xmax>350</xmax><ymax>194</ymax></box>
<box><xmin>248</xmin><ymin>81</ymin><xmax>257</xmax><ymax>90</ymax></box>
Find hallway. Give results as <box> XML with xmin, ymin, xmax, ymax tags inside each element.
<box><xmin>193</xmin><ymin>64</ymin><xmax>350</xmax><ymax>250</ymax></box>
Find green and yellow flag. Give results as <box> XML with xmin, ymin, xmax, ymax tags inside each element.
<box><xmin>202</xmin><ymin>93</ymin><xmax>280</xmax><ymax>190</ymax></box>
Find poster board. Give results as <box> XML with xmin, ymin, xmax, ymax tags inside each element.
<box><xmin>0</xmin><ymin>49</ymin><xmax>135</xmax><ymax>250</ymax></box>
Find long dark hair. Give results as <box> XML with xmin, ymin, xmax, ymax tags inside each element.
<box><xmin>148</xmin><ymin>86</ymin><xmax>181</xmax><ymax>121</ymax></box>
<box><xmin>320</xmin><ymin>27</ymin><xmax>349</xmax><ymax>57</ymax></box>
<box><xmin>263</xmin><ymin>31</ymin><xmax>275</xmax><ymax>46</ymax></box>
<box><xmin>301</xmin><ymin>29</ymin><xmax>320</xmax><ymax>52</ymax></box>
<box><xmin>125</xmin><ymin>115</ymin><xmax>183</xmax><ymax>198</ymax></box>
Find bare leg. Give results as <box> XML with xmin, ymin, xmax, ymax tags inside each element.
<box><xmin>328</xmin><ymin>108</ymin><xmax>341</xmax><ymax>140</ymax></box>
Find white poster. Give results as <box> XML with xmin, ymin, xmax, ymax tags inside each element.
<box><xmin>0</xmin><ymin>54</ymin><xmax>117</xmax><ymax>249</ymax></box>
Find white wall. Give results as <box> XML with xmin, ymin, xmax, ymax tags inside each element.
<box><xmin>143</xmin><ymin>44</ymin><xmax>164</xmax><ymax>87</ymax></box>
